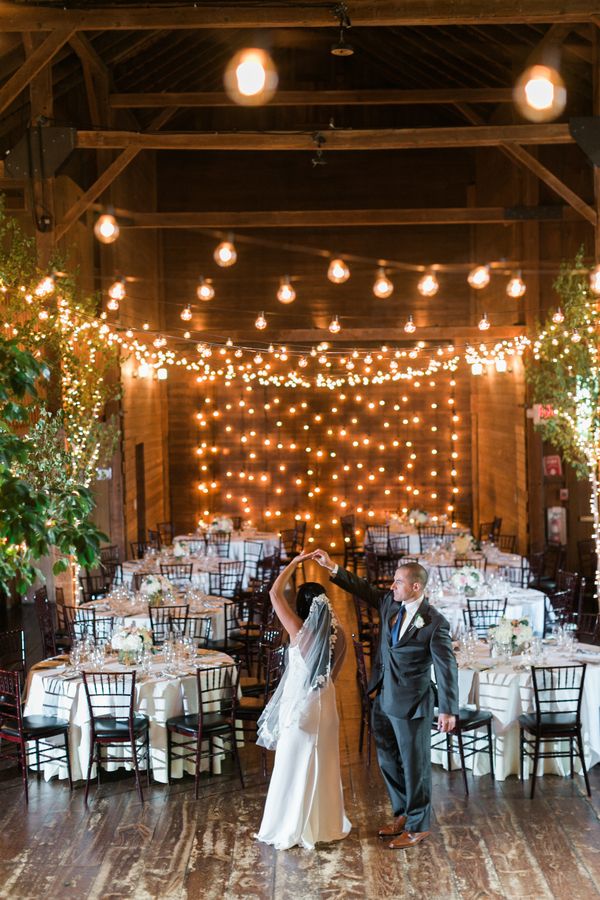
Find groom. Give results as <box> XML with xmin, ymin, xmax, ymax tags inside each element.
<box><xmin>311</xmin><ymin>549</ymin><xmax>458</xmax><ymax>849</ymax></box>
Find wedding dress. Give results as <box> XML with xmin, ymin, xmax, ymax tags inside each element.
<box><xmin>256</xmin><ymin>597</ymin><xmax>351</xmax><ymax>851</ymax></box>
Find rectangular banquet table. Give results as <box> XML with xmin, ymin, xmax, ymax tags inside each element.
<box><xmin>24</xmin><ymin>650</ymin><xmax>240</xmax><ymax>784</ymax></box>
<box><xmin>431</xmin><ymin>642</ymin><xmax>600</xmax><ymax>780</ymax></box>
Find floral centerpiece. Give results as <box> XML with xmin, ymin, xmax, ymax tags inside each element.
<box><xmin>453</xmin><ymin>534</ymin><xmax>475</xmax><ymax>557</ymax></box>
<box><xmin>449</xmin><ymin>566</ymin><xmax>484</xmax><ymax>596</ymax></box>
<box><xmin>111</xmin><ymin>626</ymin><xmax>152</xmax><ymax>665</ymax></box>
<box><xmin>140</xmin><ymin>574</ymin><xmax>173</xmax><ymax>607</ymax></box>
<box><xmin>407</xmin><ymin>508</ymin><xmax>429</xmax><ymax>526</ymax></box>
<box><xmin>209</xmin><ymin>515</ymin><xmax>234</xmax><ymax>533</ymax></box>
<box><xmin>172</xmin><ymin>540</ymin><xmax>186</xmax><ymax>558</ymax></box>
<box><xmin>489</xmin><ymin>617</ymin><xmax>533</xmax><ymax>655</ymax></box>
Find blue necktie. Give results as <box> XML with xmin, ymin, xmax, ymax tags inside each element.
<box><xmin>391</xmin><ymin>604</ymin><xmax>405</xmax><ymax>645</ymax></box>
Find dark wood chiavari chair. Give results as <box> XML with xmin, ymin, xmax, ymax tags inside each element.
<box><xmin>365</xmin><ymin>524</ymin><xmax>390</xmax><ymax>556</ymax></box>
<box><xmin>206</xmin><ymin>530</ymin><xmax>231</xmax><ymax>558</ymax></box>
<box><xmin>243</xmin><ymin>540</ymin><xmax>264</xmax><ymax>583</ymax></box>
<box><xmin>0</xmin><ymin>669</ymin><xmax>72</xmax><ymax>804</ymax></box>
<box><xmin>34</xmin><ymin>588</ymin><xmax>57</xmax><ymax>659</ymax></box>
<box><xmin>544</xmin><ymin>589</ymin><xmax>578</xmax><ymax>634</ymax></box>
<box><xmin>496</xmin><ymin>534</ymin><xmax>517</xmax><ymax>553</ymax></box>
<box><xmin>353</xmin><ymin>596</ymin><xmax>380</xmax><ymax>657</ymax></box>
<box><xmin>577</xmin><ymin>540</ymin><xmax>597</xmax><ymax>599</ymax></box>
<box><xmin>82</xmin><ymin>671</ymin><xmax>150</xmax><ymax>803</ymax></box>
<box><xmin>130</xmin><ymin>540</ymin><xmax>155</xmax><ymax>560</ymax></box>
<box><xmin>79</xmin><ymin>571</ymin><xmax>112</xmax><ymax>603</ymax></box>
<box><xmin>208</xmin><ymin>559</ymin><xmax>244</xmax><ymax>599</ymax></box>
<box><xmin>100</xmin><ymin>545</ymin><xmax>120</xmax><ymax>565</ymax></box>
<box><xmin>430</xmin><ymin>703</ymin><xmax>495</xmax><ymax>796</ymax></box>
<box><xmin>293</xmin><ymin>520</ymin><xmax>307</xmax><ymax>551</ymax></box>
<box><xmin>237</xmin><ymin>646</ymin><xmax>287</xmax><ymax>775</ymax></box>
<box><xmin>352</xmin><ymin>635</ymin><xmax>374</xmax><ymax>766</ymax></box>
<box><xmin>454</xmin><ymin>556</ymin><xmax>487</xmax><ymax>571</ymax></box>
<box><xmin>148</xmin><ymin>605</ymin><xmax>189</xmax><ymax>645</ymax></box>
<box><xmin>519</xmin><ymin>664</ymin><xmax>590</xmax><ymax>798</ymax></box>
<box><xmin>63</xmin><ymin>605</ymin><xmax>115</xmax><ymax>644</ymax></box>
<box><xmin>185</xmin><ymin>616</ymin><xmax>213</xmax><ymax>648</ymax></box>
<box><xmin>0</xmin><ymin>628</ymin><xmax>26</xmax><ymax>686</ymax></box>
<box><xmin>166</xmin><ymin>663</ymin><xmax>244</xmax><ymax>798</ymax></box>
<box><xmin>340</xmin><ymin>513</ymin><xmax>365</xmax><ymax>572</ymax></box>
<box><xmin>576</xmin><ymin>613</ymin><xmax>600</xmax><ymax>644</ymax></box>
<box><xmin>157</xmin><ymin>521</ymin><xmax>174</xmax><ymax>546</ymax></box>
<box><xmin>478</xmin><ymin>517</ymin><xmax>502</xmax><ymax>543</ymax></box>
<box><xmin>464</xmin><ymin>598</ymin><xmax>508</xmax><ymax>639</ymax></box>
<box><xmin>159</xmin><ymin>562</ymin><xmax>194</xmax><ymax>586</ymax></box>
<box><xmin>388</xmin><ymin>534</ymin><xmax>410</xmax><ymax>557</ymax></box>
<box><xmin>148</xmin><ymin>529</ymin><xmax>161</xmax><ymax>549</ymax></box>
<box><xmin>499</xmin><ymin>559</ymin><xmax>530</xmax><ymax>589</ymax></box>
<box><xmin>417</xmin><ymin>524</ymin><xmax>446</xmax><ymax>553</ymax></box>
<box><xmin>101</xmin><ymin>560</ymin><xmax>123</xmax><ymax>588</ymax></box>
<box><xmin>231</xmin><ymin>516</ymin><xmax>243</xmax><ymax>531</ymax></box>
<box><xmin>528</xmin><ymin>544</ymin><xmax>566</xmax><ymax>592</ymax></box>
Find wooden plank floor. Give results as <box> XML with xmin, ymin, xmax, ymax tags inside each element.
<box><xmin>2</xmin><ymin>574</ymin><xmax>600</xmax><ymax>900</ymax></box>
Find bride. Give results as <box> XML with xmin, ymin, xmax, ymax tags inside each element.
<box><xmin>255</xmin><ymin>553</ymin><xmax>352</xmax><ymax>850</ymax></box>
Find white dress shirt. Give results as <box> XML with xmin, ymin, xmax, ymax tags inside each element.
<box><xmin>397</xmin><ymin>595</ymin><xmax>424</xmax><ymax>639</ymax></box>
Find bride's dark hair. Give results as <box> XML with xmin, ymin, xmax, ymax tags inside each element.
<box><xmin>296</xmin><ymin>581</ymin><xmax>326</xmax><ymax>621</ymax></box>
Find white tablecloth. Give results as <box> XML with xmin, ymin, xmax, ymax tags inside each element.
<box><xmin>430</xmin><ymin>587</ymin><xmax>547</xmax><ymax>637</ymax></box>
<box><xmin>82</xmin><ymin>594</ymin><xmax>230</xmax><ymax>643</ymax></box>
<box><xmin>432</xmin><ymin>643</ymin><xmax>600</xmax><ymax>780</ymax></box>
<box><xmin>24</xmin><ymin>650</ymin><xmax>238</xmax><ymax>784</ymax></box>
<box><xmin>389</xmin><ymin>524</ymin><xmax>470</xmax><ymax>555</ymax></box>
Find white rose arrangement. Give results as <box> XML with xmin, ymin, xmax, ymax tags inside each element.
<box><xmin>453</xmin><ymin>534</ymin><xmax>474</xmax><ymax>556</ymax></box>
<box><xmin>489</xmin><ymin>617</ymin><xmax>533</xmax><ymax>652</ymax></box>
<box><xmin>111</xmin><ymin>625</ymin><xmax>152</xmax><ymax>653</ymax></box>
<box><xmin>140</xmin><ymin>574</ymin><xmax>173</xmax><ymax>602</ymax></box>
<box><xmin>408</xmin><ymin>508</ymin><xmax>429</xmax><ymax>526</ymax></box>
<box><xmin>449</xmin><ymin>566</ymin><xmax>484</xmax><ymax>594</ymax></box>
<box><xmin>172</xmin><ymin>540</ymin><xmax>186</xmax><ymax>558</ymax></box>
<box><xmin>209</xmin><ymin>515</ymin><xmax>234</xmax><ymax>533</ymax></box>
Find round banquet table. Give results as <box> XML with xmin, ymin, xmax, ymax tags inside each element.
<box><xmin>81</xmin><ymin>592</ymin><xmax>230</xmax><ymax>643</ymax></box>
<box><xmin>431</xmin><ymin>642</ymin><xmax>600</xmax><ymax>780</ymax></box>
<box><xmin>429</xmin><ymin>585</ymin><xmax>548</xmax><ymax>637</ymax></box>
<box><xmin>23</xmin><ymin>649</ymin><xmax>239</xmax><ymax>784</ymax></box>
<box><xmin>388</xmin><ymin>523</ymin><xmax>471</xmax><ymax>555</ymax></box>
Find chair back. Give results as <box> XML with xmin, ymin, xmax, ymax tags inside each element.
<box><xmin>340</xmin><ymin>516</ymin><xmax>358</xmax><ymax>551</ymax></box>
<box><xmin>530</xmin><ymin>664</ymin><xmax>586</xmax><ymax>726</ymax></box>
<box><xmin>548</xmin><ymin>589</ymin><xmax>577</xmax><ymax>626</ymax></box>
<box><xmin>478</xmin><ymin>518</ymin><xmax>502</xmax><ymax>542</ymax></box>
<box><xmin>365</xmin><ymin>524</ymin><xmax>390</xmax><ymax>555</ymax></box>
<box><xmin>454</xmin><ymin>556</ymin><xmax>487</xmax><ymax>571</ymax></box>
<box><xmin>364</xmin><ymin>546</ymin><xmax>379</xmax><ymax>582</ymax></box>
<box><xmin>130</xmin><ymin>540</ymin><xmax>153</xmax><ymax>560</ymax></box>
<box><xmin>82</xmin><ymin>671</ymin><xmax>136</xmax><ymax>728</ymax></box>
<box><xmin>159</xmin><ymin>562</ymin><xmax>194</xmax><ymax>585</ymax></box>
<box><xmin>101</xmin><ymin>560</ymin><xmax>123</xmax><ymax>588</ymax></box>
<box><xmin>263</xmin><ymin>645</ymin><xmax>286</xmax><ymax>702</ymax></box>
<box><xmin>100</xmin><ymin>545</ymin><xmax>120</xmax><ymax>565</ymax></box>
<box><xmin>79</xmin><ymin>572</ymin><xmax>111</xmax><ymax>603</ymax></box>
<box><xmin>417</xmin><ymin>525</ymin><xmax>445</xmax><ymax>553</ymax></box>
<box><xmin>196</xmin><ymin>663</ymin><xmax>239</xmax><ymax>729</ymax></box>
<box><xmin>148</xmin><ymin>605</ymin><xmax>189</xmax><ymax>644</ymax></box>
<box><xmin>0</xmin><ymin>629</ymin><xmax>26</xmax><ymax>679</ymax></box>
<box><xmin>157</xmin><ymin>521</ymin><xmax>174</xmax><ymax>546</ymax></box>
<box><xmin>351</xmin><ymin>636</ymin><xmax>371</xmax><ymax>714</ymax></box>
<box><xmin>293</xmin><ymin>520</ymin><xmax>307</xmax><ymax>551</ymax></box>
<box><xmin>206</xmin><ymin>531</ymin><xmax>231</xmax><ymax>558</ymax></box>
<box><xmin>243</xmin><ymin>540</ymin><xmax>264</xmax><ymax>581</ymax></box>
<box><xmin>209</xmin><ymin>560</ymin><xmax>244</xmax><ymax>598</ymax></box>
<box><xmin>35</xmin><ymin>592</ymin><xmax>57</xmax><ymax>659</ymax></box>
<box><xmin>576</xmin><ymin>613</ymin><xmax>600</xmax><ymax>645</ymax></box>
<box><xmin>497</xmin><ymin>534</ymin><xmax>517</xmax><ymax>553</ymax></box>
<box><xmin>577</xmin><ymin>540</ymin><xmax>597</xmax><ymax>588</ymax></box>
<box><xmin>499</xmin><ymin>560</ymin><xmax>530</xmax><ymax>589</ymax></box>
<box><xmin>278</xmin><ymin>528</ymin><xmax>299</xmax><ymax>558</ymax></box>
<box><xmin>0</xmin><ymin>669</ymin><xmax>23</xmax><ymax>738</ymax></box>
<box><xmin>353</xmin><ymin>596</ymin><xmax>379</xmax><ymax>649</ymax></box>
<box><xmin>231</xmin><ymin>516</ymin><xmax>243</xmax><ymax>531</ymax></box>
<box><xmin>63</xmin><ymin>605</ymin><xmax>114</xmax><ymax>643</ymax></box>
<box><xmin>388</xmin><ymin>534</ymin><xmax>410</xmax><ymax>556</ymax></box>
<box><xmin>466</xmin><ymin>598</ymin><xmax>507</xmax><ymax>638</ymax></box>
<box><xmin>556</xmin><ymin>569</ymin><xmax>579</xmax><ymax>603</ymax></box>
<box><xmin>148</xmin><ymin>529</ymin><xmax>161</xmax><ymax>550</ymax></box>
<box><xmin>186</xmin><ymin>616</ymin><xmax>212</xmax><ymax>647</ymax></box>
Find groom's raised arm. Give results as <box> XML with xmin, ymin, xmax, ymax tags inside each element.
<box><xmin>312</xmin><ymin>549</ymin><xmax>383</xmax><ymax>610</ymax></box>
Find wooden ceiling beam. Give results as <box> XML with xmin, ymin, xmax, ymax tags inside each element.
<box><xmin>75</xmin><ymin>123</ymin><xmax>573</xmax><ymax>152</ymax></box>
<box><xmin>0</xmin><ymin>2</ymin><xmax>596</xmax><ymax>30</ymax></box>
<box><xmin>109</xmin><ymin>88</ymin><xmax>515</xmax><ymax>109</ymax></box>
<box><xmin>0</xmin><ymin>26</ymin><xmax>74</xmax><ymax>115</ymax></box>
<box><xmin>124</xmin><ymin>206</ymin><xmax>578</xmax><ymax>229</ymax></box>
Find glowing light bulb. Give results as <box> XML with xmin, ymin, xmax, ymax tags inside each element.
<box><xmin>137</xmin><ymin>362</ymin><xmax>150</xmax><ymax>379</ymax></box>
<box><xmin>552</xmin><ymin>307</ymin><xmax>565</xmax><ymax>324</ymax></box>
<box><xmin>471</xmin><ymin>362</ymin><xmax>483</xmax><ymax>375</ymax></box>
<box><xmin>478</xmin><ymin>313</ymin><xmax>491</xmax><ymax>331</ymax></box>
<box><xmin>224</xmin><ymin>48</ymin><xmax>278</xmax><ymax>106</ymax></box>
<box><xmin>197</xmin><ymin>277</ymin><xmax>215</xmax><ymax>300</ymax></box>
<box><xmin>467</xmin><ymin>264</ymin><xmax>490</xmax><ymax>290</ymax></box>
<box><xmin>214</xmin><ymin>238</ymin><xmax>237</xmax><ymax>267</ymax></box>
<box><xmin>403</xmin><ymin>315</ymin><xmax>416</xmax><ymax>334</ymax></box>
<box><xmin>277</xmin><ymin>276</ymin><xmax>296</xmax><ymax>304</ymax></box>
<box><xmin>372</xmin><ymin>267</ymin><xmax>394</xmax><ymax>299</ymax></box>
<box><xmin>298</xmin><ymin>356</ymin><xmax>308</xmax><ymax>368</ymax></box>
<box><xmin>328</xmin><ymin>315</ymin><xmax>341</xmax><ymax>334</ymax></box>
<box><xmin>495</xmin><ymin>357</ymin><xmax>508</xmax><ymax>373</ymax></box>
<box><xmin>255</xmin><ymin>311</ymin><xmax>267</xmax><ymax>330</ymax></box>
<box><xmin>35</xmin><ymin>274</ymin><xmax>55</xmax><ymax>298</ymax></box>
<box><xmin>180</xmin><ymin>304</ymin><xmax>193</xmax><ymax>321</ymax></box>
<box><xmin>253</xmin><ymin>353</ymin><xmax>263</xmax><ymax>364</ymax></box>
<box><xmin>327</xmin><ymin>258</ymin><xmax>350</xmax><ymax>284</ymax></box>
<box><xmin>108</xmin><ymin>277</ymin><xmax>126</xmax><ymax>302</ymax></box>
<box><xmin>94</xmin><ymin>213</ymin><xmax>119</xmax><ymax>244</ymax></box>
<box><xmin>107</xmin><ymin>296</ymin><xmax>119</xmax><ymax>311</ymax></box>
<box><xmin>590</xmin><ymin>264</ymin><xmax>600</xmax><ymax>295</ymax></box>
<box><xmin>514</xmin><ymin>64</ymin><xmax>566</xmax><ymax>122</ymax></box>
<box><xmin>157</xmin><ymin>367</ymin><xmax>168</xmax><ymax>381</ymax></box>
<box><xmin>417</xmin><ymin>271</ymin><xmax>439</xmax><ymax>297</ymax></box>
<box><xmin>506</xmin><ymin>272</ymin><xmax>526</xmax><ymax>299</ymax></box>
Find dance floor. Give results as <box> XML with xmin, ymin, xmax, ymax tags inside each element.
<box><xmin>1</xmin><ymin>570</ymin><xmax>600</xmax><ymax>900</ymax></box>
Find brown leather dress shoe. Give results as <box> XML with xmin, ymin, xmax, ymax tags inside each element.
<box><xmin>388</xmin><ymin>830</ymin><xmax>431</xmax><ymax>849</ymax></box>
<box><xmin>377</xmin><ymin>815</ymin><xmax>407</xmax><ymax>838</ymax></box>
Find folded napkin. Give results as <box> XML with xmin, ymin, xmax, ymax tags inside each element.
<box><xmin>575</xmin><ymin>649</ymin><xmax>600</xmax><ymax>663</ymax></box>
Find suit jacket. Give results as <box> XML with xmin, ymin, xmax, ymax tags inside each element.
<box><xmin>332</xmin><ymin>565</ymin><xmax>459</xmax><ymax>720</ymax></box>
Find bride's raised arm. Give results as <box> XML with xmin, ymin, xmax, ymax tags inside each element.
<box><xmin>269</xmin><ymin>553</ymin><xmax>313</xmax><ymax>642</ymax></box>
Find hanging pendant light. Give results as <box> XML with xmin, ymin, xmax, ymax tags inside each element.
<box><xmin>255</xmin><ymin>311</ymin><xmax>267</xmax><ymax>330</ymax></box>
<box><xmin>417</xmin><ymin>270</ymin><xmax>439</xmax><ymax>297</ymax></box>
<box><xmin>478</xmin><ymin>313</ymin><xmax>491</xmax><ymax>331</ymax></box>
<box><xmin>196</xmin><ymin>276</ymin><xmax>215</xmax><ymax>301</ymax></box>
<box><xmin>552</xmin><ymin>307</ymin><xmax>565</xmax><ymax>324</ymax></box>
<box><xmin>180</xmin><ymin>304</ymin><xmax>193</xmax><ymax>322</ymax></box>
<box><xmin>403</xmin><ymin>315</ymin><xmax>416</xmax><ymax>334</ymax></box>
<box><xmin>108</xmin><ymin>277</ymin><xmax>126</xmax><ymax>302</ymax></box>
<box><xmin>372</xmin><ymin>267</ymin><xmax>394</xmax><ymax>299</ymax></box>
<box><xmin>94</xmin><ymin>212</ymin><xmax>119</xmax><ymax>244</ymax></box>
<box><xmin>467</xmin><ymin>264</ymin><xmax>490</xmax><ymax>290</ymax></box>
<box><xmin>506</xmin><ymin>272</ymin><xmax>526</xmax><ymax>299</ymax></box>
<box><xmin>214</xmin><ymin>236</ymin><xmax>237</xmax><ymax>267</ymax></box>
<box><xmin>327</xmin><ymin>257</ymin><xmax>350</xmax><ymax>284</ymax></box>
<box><xmin>328</xmin><ymin>315</ymin><xmax>341</xmax><ymax>334</ymax></box>
<box><xmin>513</xmin><ymin>63</ymin><xmax>566</xmax><ymax>122</ymax></box>
<box><xmin>224</xmin><ymin>48</ymin><xmax>278</xmax><ymax>106</ymax></box>
<box><xmin>277</xmin><ymin>276</ymin><xmax>296</xmax><ymax>304</ymax></box>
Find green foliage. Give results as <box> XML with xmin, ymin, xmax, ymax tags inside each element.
<box><xmin>525</xmin><ymin>251</ymin><xmax>600</xmax><ymax>478</ymax></box>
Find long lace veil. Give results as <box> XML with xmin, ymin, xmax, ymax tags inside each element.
<box><xmin>256</xmin><ymin>594</ymin><xmax>338</xmax><ymax>750</ymax></box>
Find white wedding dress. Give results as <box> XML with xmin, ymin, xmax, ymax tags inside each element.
<box><xmin>256</xmin><ymin>643</ymin><xmax>351</xmax><ymax>850</ymax></box>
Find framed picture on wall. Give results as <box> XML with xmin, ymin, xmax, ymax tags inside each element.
<box><xmin>547</xmin><ymin>506</ymin><xmax>567</xmax><ymax>545</ymax></box>
<box><xmin>543</xmin><ymin>454</ymin><xmax>563</xmax><ymax>477</ymax></box>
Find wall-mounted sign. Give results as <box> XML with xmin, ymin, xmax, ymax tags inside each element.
<box><xmin>547</xmin><ymin>506</ymin><xmax>567</xmax><ymax>545</ymax></box>
<box><xmin>543</xmin><ymin>455</ymin><xmax>563</xmax><ymax>477</ymax></box>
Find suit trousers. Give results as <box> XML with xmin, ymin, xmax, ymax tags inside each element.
<box><xmin>372</xmin><ymin>691</ymin><xmax>432</xmax><ymax>832</ymax></box>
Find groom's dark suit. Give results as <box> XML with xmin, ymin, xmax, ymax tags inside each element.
<box><xmin>331</xmin><ymin>565</ymin><xmax>459</xmax><ymax>832</ymax></box>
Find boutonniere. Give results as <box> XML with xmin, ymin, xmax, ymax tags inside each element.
<box><xmin>413</xmin><ymin>614</ymin><xmax>425</xmax><ymax>629</ymax></box>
